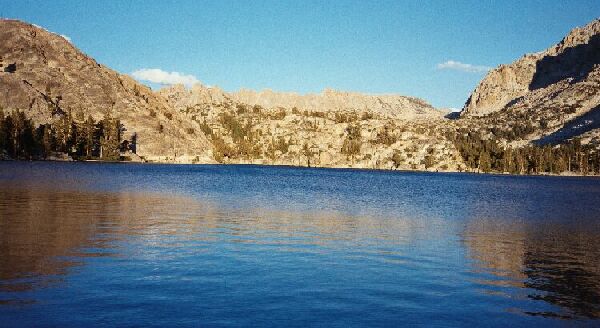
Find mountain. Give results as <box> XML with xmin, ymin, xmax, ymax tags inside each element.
<box><xmin>460</xmin><ymin>19</ymin><xmax>600</xmax><ymax>146</ymax></box>
<box><xmin>0</xmin><ymin>19</ymin><xmax>212</xmax><ymax>162</ymax></box>
<box><xmin>155</xmin><ymin>84</ymin><xmax>457</xmax><ymax>170</ymax></box>
<box><xmin>1</xmin><ymin>17</ymin><xmax>599</xmax><ymax>174</ymax></box>
<box><xmin>462</xmin><ymin>19</ymin><xmax>600</xmax><ymax>117</ymax></box>
<box><xmin>158</xmin><ymin>84</ymin><xmax>442</xmax><ymax>120</ymax></box>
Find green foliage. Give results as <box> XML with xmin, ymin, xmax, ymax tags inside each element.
<box><xmin>341</xmin><ymin>123</ymin><xmax>362</xmax><ymax>157</ymax></box>
<box><xmin>450</xmin><ymin>129</ymin><xmax>600</xmax><ymax>175</ymax></box>
<box><xmin>211</xmin><ymin>134</ymin><xmax>234</xmax><ymax>163</ymax></box>
<box><xmin>334</xmin><ymin>112</ymin><xmax>358</xmax><ymax>124</ymax></box>
<box><xmin>217</xmin><ymin>112</ymin><xmax>263</xmax><ymax>159</ymax></box>
<box><xmin>0</xmin><ymin>109</ymin><xmax>36</xmax><ymax>158</ymax></box>
<box><xmin>0</xmin><ymin>108</ymin><xmax>134</xmax><ymax>161</ymax></box>
<box><xmin>220</xmin><ymin>112</ymin><xmax>253</xmax><ymax>143</ymax></box>
<box><xmin>373</xmin><ymin>124</ymin><xmax>397</xmax><ymax>146</ymax></box>
<box><xmin>478</xmin><ymin>150</ymin><xmax>492</xmax><ymax>173</ymax></box>
<box><xmin>273</xmin><ymin>137</ymin><xmax>289</xmax><ymax>153</ymax></box>
<box><xmin>236</xmin><ymin>104</ymin><xmax>248</xmax><ymax>114</ymax></box>
<box><xmin>308</xmin><ymin>111</ymin><xmax>326</xmax><ymax>119</ymax></box>
<box><xmin>199</xmin><ymin>120</ymin><xmax>212</xmax><ymax>137</ymax></box>
<box><xmin>82</xmin><ymin>115</ymin><xmax>97</xmax><ymax>157</ymax></box>
<box><xmin>100</xmin><ymin>112</ymin><xmax>122</xmax><ymax>161</ymax></box>
<box><xmin>236</xmin><ymin>138</ymin><xmax>261</xmax><ymax>159</ymax></box>
<box><xmin>391</xmin><ymin>150</ymin><xmax>404</xmax><ymax>168</ymax></box>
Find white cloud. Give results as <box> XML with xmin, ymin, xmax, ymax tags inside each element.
<box><xmin>60</xmin><ymin>34</ymin><xmax>71</xmax><ymax>42</ymax></box>
<box><xmin>436</xmin><ymin>60</ymin><xmax>492</xmax><ymax>73</ymax></box>
<box><xmin>131</xmin><ymin>68</ymin><xmax>199</xmax><ymax>87</ymax></box>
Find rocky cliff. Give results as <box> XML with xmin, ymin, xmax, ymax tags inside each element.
<box><xmin>459</xmin><ymin>18</ymin><xmax>600</xmax><ymax>150</ymax></box>
<box><xmin>462</xmin><ymin>18</ymin><xmax>600</xmax><ymax>118</ymax></box>
<box><xmin>0</xmin><ymin>19</ymin><xmax>212</xmax><ymax>162</ymax></box>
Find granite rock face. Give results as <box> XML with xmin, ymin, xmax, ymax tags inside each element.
<box><xmin>0</xmin><ymin>19</ymin><xmax>212</xmax><ymax>162</ymax></box>
<box><xmin>158</xmin><ymin>84</ymin><xmax>444</xmax><ymax>120</ymax></box>
<box><xmin>462</xmin><ymin>19</ymin><xmax>600</xmax><ymax>117</ymax></box>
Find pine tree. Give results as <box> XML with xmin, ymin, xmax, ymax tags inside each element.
<box><xmin>100</xmin><ymin>113</ymin><xmax>121</xmax><ymax>161</ymax></box>
<box><xmin>341</xmin><ymin>123</ymin><xmax>362</xmax><ymax>162</ymax></box>
<box><xmin>41</xmin><ymin>124</ymin><xmax>54</xmax><ymax>157</ymax></box>
<box><xmin>302</xmin><ymin>142</ymin><xmax>312</xmax><ymax>166</ymax></box>
<box><xmin>0</xmin><ymin>106</ymin><xmax>6</xmax><ymax>153</ymax></box>
<box><xmin>479</xmin><ymin>150</ymin><xmax>492</xmax><ymax>173</ymax></box>
<box><xmin>9</xmin><ymin>110</ymin><xmax>25</xmax><ymax>158</ymax></box>
<box><xmin>83</xmin><ymin>115</ymin><xmax>96</xmax><ymax>158</ymax></box>
<box><xmin>54</xmin><ymin>111</ymin><xmax>74</xmax><ymax>153</ymax></box>
<box><xmin>2</xmin><ymin>112</ymin><xmax>14</xmax><ymax>156</ymax></box>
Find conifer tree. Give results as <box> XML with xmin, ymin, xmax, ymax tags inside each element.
<box><xmin>100</xmin><ymin>112</ymin><xmax>121</xmax><ymax>161</ymax></box>
<box><xmin>54</xmin><ymin>110</ymin><xmax>74</xmax><ymax>153</ymax></box>
<box><xmin>83</xmin><ymin>115</ymin><xmax>96</xmax><ymax>158</ymax></box>
<box><xmin>479</xmin><ymin>150</ymin><xmax>492</xmax><ymax>173</ymax></box>
<box><xmin>341</xmin><ymin>123</ymin><xmax>362</xmax><ymax>162</ymax></box>
<box><xmin>41</xmin><ymin>124</ymin><xmax>54</xmax><ymax>157</ymax></box>
<box><xmin>0</xmin><ymin>106</ymin><xmax>6</xmax><ymax>152</ymax></box>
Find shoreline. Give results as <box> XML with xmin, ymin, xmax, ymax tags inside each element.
<box><xmin>2</xmin><ymin>158</ymin><xmax>598</xmax><ymax>178</ymax></box>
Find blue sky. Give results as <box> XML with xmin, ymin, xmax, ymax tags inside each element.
<box><xmin>2</xmin><ymin>1</ymin><xmax>599</xmax><ymax>109</ymax></box>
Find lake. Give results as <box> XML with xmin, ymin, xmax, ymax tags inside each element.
<box><xmin>1</xmin><ymin>162</ymin><xmax>600</xmax><ymax>327</ymax></box>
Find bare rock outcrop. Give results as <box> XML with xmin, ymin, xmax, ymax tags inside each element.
<box><xmin>158</xmin><ymin>84</ymin><xmax>444</xmax><ymax>120</ymax></box>
<box><xmin>462</xmin><ymin>18</ymin><xmax>600</xmax><ymax>117</ymax></box>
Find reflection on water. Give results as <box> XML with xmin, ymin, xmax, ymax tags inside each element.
<box><xmin>0</xmin><ymin>188</ymin><xmax>202</xmax><ymax>296</ymax></box>
<box><xmin>1</xmin><ymin>162</ymin><xmax>600</xmax><ymax>326</ymax></box>
<box><xmin>0</xmin><ymin>186</ymin><xmax>442</xmax><ymax>293</ymax></box>
<box><xmin>463</xmin><ymin>219</ymin><xmax>600</xmax><ymax>319</ymax></box>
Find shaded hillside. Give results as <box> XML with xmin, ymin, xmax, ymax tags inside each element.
<box><xmin>0</xmin><ymin>19</ymin><xmax>212</xmax><ymax>162</ymax></box>
<box><xmin>462</xmin><ymin>19</ymin><xmax>600</xmax><ymax>118</ymax></box>
<box><xmin>535</xmin><ymin>104</ymin><xmax>600</xmax><ymax>146</ymax></box>
<box><xmin>460</xmin><ymin>18</ymin><xmax>600</xmax><ymax>148</ymax></box>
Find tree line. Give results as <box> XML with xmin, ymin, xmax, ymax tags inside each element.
<box><xmin>450</xmin><ymin>129</ymin><xmax>600</xmax><ymax>175</ymax></box>
<box><xmin>0</xmin><ymin>107</ymin><xmax>128</xmax><ymax>161</ymax></box>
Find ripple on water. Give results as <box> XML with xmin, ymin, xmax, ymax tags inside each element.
<box><xmin>1</xmin><ymin>162</ymin><xmax>600</xmax><ymax>326</ymax></box>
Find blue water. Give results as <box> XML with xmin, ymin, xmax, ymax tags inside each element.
<box><xmin>1</xmin><ymin>162</ymin><xmax>600</xmax><ymax>327</ymax></box>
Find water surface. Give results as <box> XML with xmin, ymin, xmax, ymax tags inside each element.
<box><xmin>1</xmin><ymin>162</ymin><xmax>600</xmax><ymax>326</ymax></box>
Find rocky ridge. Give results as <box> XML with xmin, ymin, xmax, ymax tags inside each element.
<box><xmin>156</xmin><ymin>84</ymin><xmax>458</xmax><ymax>170</ymax></box>
<box><xmin>158</xmin><ymin>84</ymin><xmax>444</xmax><ymax>120</ymax></box>
<box><xmin>459</xmin><ymin>19</ymin><xmax>600</xmax><ymax>151</ymax></box>
<box><xmin>462</xmin><ymin>18</ymin><xmax>600</xmax><ymax>118</ymax></box>
<box><xmin>0</xmin><ymin>19</ymin><xmax>212</xmax><ymax>162</ymax></box>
